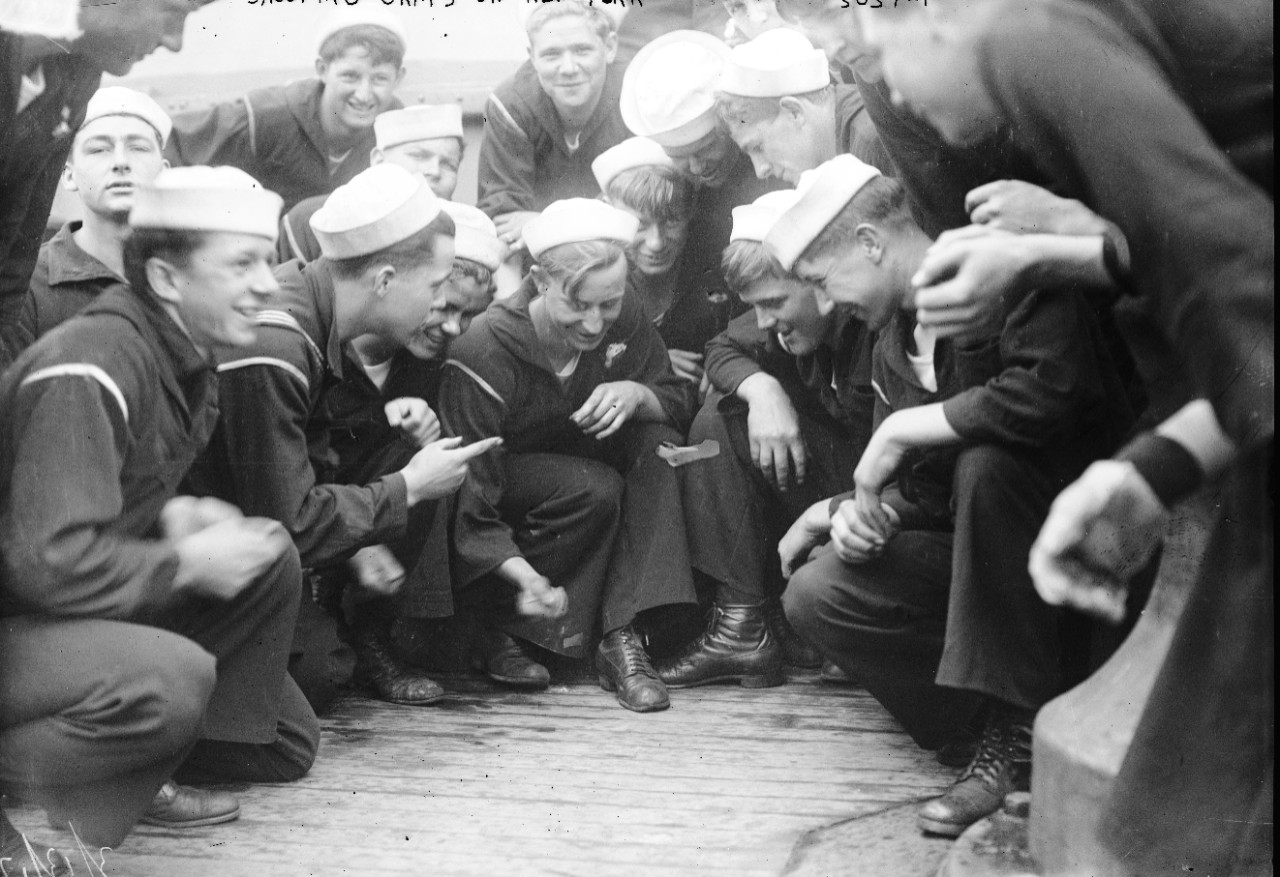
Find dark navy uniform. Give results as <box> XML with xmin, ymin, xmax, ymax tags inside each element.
<box><xmin>684</xmin><ymin>308</ymin><xmax>876</xmax><ymax>605</ymax></box>
<box><xmin>477</xmin><ymin>63</ymin><xmax>630</xmax><ymax>220</ymax></box>
<box><xmin>167</xmin><ymin>80</ymin><xmax>386</xmax><ymax>214</ymax></box>
<box><xmin>5</xmin><ymin>220</ymin><xmax>125</xmax><ymax>362</ymax></box>
<box><xmin>784</xmin><ymin>289</ymin><xmax>1133</xmax><ymax>749</ymax></box>
<box><xmin>0</xmin><ymin>286</ymin><xmax>318</xmax><ymax>847</ymax></box>
<box><xmin>190</xmin><ymin>258</ymin><xmax>454</xmax><ymax>615</ymax></box>
<box><xmin>439</xmin><ymin>278</ymin><xmax>697</xmax><ymax>657</ymax></box>
<box><xmin>0</xmin><ymin>32</ymin><xmax>102</xmax><ymax>367</ymax></box>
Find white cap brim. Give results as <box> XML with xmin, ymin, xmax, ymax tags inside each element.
<box><xmin>765</xmin><ymin>154</ymin><xmax>882</xmax><ymax>270</ymax></box>
<box><xmin>523</xmin><ymin>199</ymin><xmax>640</xmax><ymax>260</ymax></box>
<box><xmin>130</xmin><ymin>166</ymin><xmax>282</xmax><ymax>239</ymax></box>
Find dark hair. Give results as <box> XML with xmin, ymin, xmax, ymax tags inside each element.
<box><xmin>450</xmin><ymin>257</ymin><xmax>495</xmax><ymax>296</ymax></box>
<box><xmin>716</xmin><ymin>85</ymin><xmax>834</xmax><ymax>128</ymax></box>
<box><xmin>328</xmin><ymin>210</ymin><xmax>456</xmax><ymax>280</ymax></box>
<box><xmin>800</xmin><ymin>175</ymin><xmax>912</xmax><ymax>263</ymax></box>
<box><xmin>122</xmin><ymin>227</ymin><xmax>209</xmax><ymax>298</ymax></box>
<box><xmin>526</xmin><ymin>0</ymin><xmax>615</xmax><ymax>46</ymax></box>
<box><xmin>605</xmin><ymin>165</ymin><xmax>695</xmax><ymax>226</ymax></box>
<box><xmin>536</xmin><ymin>240</ymin><xmax>627</xmax><ymax>303</ymax></box>
<box><xmin>721</xmin><ymin>239</ymin><xmax>791</xmax><ymax>297</ymax></box>
<box><xmin>319</xmin><ymin>25</ymin><xmax>406</xmax><ymax>68</ymax></box>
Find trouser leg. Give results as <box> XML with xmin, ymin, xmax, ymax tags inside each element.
<box><xmin>0</xmin><ymin>618</ymin><xmax>214</xmax><ymax>847</ymax></box>
<box><xmin>683</xmin><ymin>393</ymin><xmax>858</xmax><ymax>605</ymax></box>
<box><xmin>175</xmin><ymin>676</ymin><xmax>319</xmax><ymax>784</ymax></box>
<box><xmin>461</xmin><ymin>453</ymin><xmax>623</xmax><ymax>657</ymax></box>
<box><xmin>335</xmin><ymin>440</ymin><xmax>455</xmax><ymax>621</ymax></box>
<box><xmin>937</xmin><ymin>445</ymin><xmax>1066</xmax><ymax>711</ymax></box>
<box><xmin>784</xmin><ymin>536</ymin><xmax>981</xmax><ymax>749</ymax></box>
<box><xmin>168</xmin><ymin>542</ymin><xmax>319</xmax><ymax>782</ymax></box>
<box><xmin>600</xmin><ymin>422</ymin><xmax>699</xmax><ymax>633</ymax></box>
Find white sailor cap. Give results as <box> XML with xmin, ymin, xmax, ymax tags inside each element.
<box><xmin>440</xmin><ymin>201</ymin><xmax>504</xmax><ymax>273</ymax></box>
<box><xmin>314</xmin><ymin>7</ymin><xmax>407</xmax><ymax>58</ymax></box>
<box><xmin>730</xmin><ymin>189</ymin><xmax>803</xmax><ymax>244</ymax></box>
<box><xmin>310</xmin><ymin>164</ymin><xmax>443</xmax><ymax>260</ymax></box>
<box><xmin>129</xmin><ymin>166</ymin><xmax>282</xmax><ymax>239</ymax></box>
<box><xmin>765</xmin><ymin>154</ymin><xmax>882</xmax><ymax>270</ymax></box>
<box><xmin>375</xmin><ymin>104</ymin><xmax>464</xmax><ymax>150</ymax></box>
<box><xmin>81</xmin><ymin>86</ymin><xmax>173</xmax><ymax>146</ymax></box>
<box><xmin>523</xmin><ymin>199</ymin><xmax>640</xmax><ymax>260</ymax></box>
<box><xmin>720</xmin><ymin>29</ymin><xmax>829</xmax><ymax>98</ymax></box>
<box><xmin>621</xmin><ymin>30</ymin><xmax>731</xmax><ymax>149</ymax></box>
<box><xmin>591</xmin><ymin>137</ymin><xmax>674</xmax><ymax>192</ymax></box>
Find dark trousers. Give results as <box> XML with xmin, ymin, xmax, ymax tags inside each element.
<box><xmin>468</xmin><ymin>422</ymin><xmax>698</xmax><ymax>657</ymax></box>
<box><xmin>334</xmin><ymin>440</ymin><xmax>454</xmax><ymax>620</ymax></box>
<box><xmin>784</xmin><ymin>444</ymin><xmax>1065</xmax><ymax>749</ymax></box>
<box><xmin>0</xmin><ymin>545</ymin><xmax>318</xmax><ymax>845</ymax></box>
<box><xmin>682</xmin><ymin>391</ymin><xmax>860</xmax><ymax>605</ymax></box>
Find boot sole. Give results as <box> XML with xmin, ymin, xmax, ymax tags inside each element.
<box><xmin>138</xmin><ymin>806</ymin><xmax>242</xmax><ymax>829</ymax></box>
<box><xmin>485</xmin><ymin>671</ymin><xmax>550</xmax><ymax>691</ymax></box>
<box><xmin>597</xmin><ymin>675</ymin><xmax>670</xmax><ymax>713</ymax></box>
<box><xmin>916</xmin><ymin>813</ymin><xmax>971</xmax><ymax>838</ymax></box>
<box><xmin>662</xmin><ymin>669</ymin><xmax>786</xmax><ymax>690</ymax></box>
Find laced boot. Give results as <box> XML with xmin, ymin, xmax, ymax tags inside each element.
<box><xmin>918</xmin><ymin>703</ymin><xmax>1034</xmax><ymax>837</ymax></box>
<box><xmin>655</xmin><ymin>604</ymin><xmax>784</xmax><ymax>689</ymax></box>
<box><xmin>3</xmin><ymin>809</ymin><xmax>71</xmax><ymax>876</ymax></box>
<box><xmin>352</xmin><ymin>619</ymin><xmax>445</xmax><ymax>705</ymax></box>
<box><xmin>762</xmin><ymin>596</ymin><xmax>822</xmax><ymax>668</ymax></box>
<box><xmin>477</xmin><ymin>627</ymin><xmax>550</xmax><ymax>690</ymax></box>
<box><xmin>596</xmin><ymin>624</ymin><xmax>669</xmax><ymax>712</ymax></box>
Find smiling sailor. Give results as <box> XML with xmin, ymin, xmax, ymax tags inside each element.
<box><xmin>166</xmin><ymin>7</ymin><xmax>408</xmax><ymax>213</ymax></box>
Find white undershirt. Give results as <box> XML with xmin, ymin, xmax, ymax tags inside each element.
<box><xmin>555</xmin><ymin>352</ymin><xmax>581</xmax><ymax>384</ymax></box>
<box><xmin>17</xmin><ymin>65</ymin><xmax>46</xmax><ymax>115</ymax></box>
<box><xmin>362</xmin><ymin>357</ymin><xmax>392</xmax><ymax>391</ymax></box>
<box><xmin>907</xmin><ymin>323</ymin><xmax>939</xmax><ymax>393</ymax></box>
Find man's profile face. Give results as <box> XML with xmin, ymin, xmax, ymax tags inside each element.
<box><xmin>725</xmin><ymin>106</ymin><xmax>820</xmax><ymax>185</ymax></box>
<box><xmin>72</xmin><ymin>0</ymin><xmax>203</xmax><ymax>77</ymax></box>
<box><xmin>65</xmin><ymin>114</ymin><xmax>167</xmax><ymax>222</ymax></box>
<box><xmin>168</xmin><ymin>231</ymin><xmax>280</xmax><ymax>350</ymax></box>
<box><xmin>740</xmin><ymin>275</ymin><xmax>832</xmax><ymax>356</ymax></box>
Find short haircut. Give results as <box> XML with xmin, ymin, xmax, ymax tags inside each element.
<box><xmin>450</xmin><ymin>257</ymin><xmax>495</xmax><ymax>297</ymax></box>
<box><xmin>319</xmin><ymin>24</ymin><xmax>406</xmax><ymax>68</ymax></box>
<box><xmin>328</xmin><ymin>211</ymin><xmax>456</xmax><ymax>280</ymax></box>
<box><xmin>604</xmin><ymin>165</ymin><xmax>696</xmax><ymax>226</ymax></box>
<box><xmin>721</xmin><ymin>239</ymin><xmax>791</xmax><ymax>298</ymax></box>
<box><xmin>799</xmin><ymin>174</ymin><xmax>912</xmax><ymax>263</ymax></box>
<box><xmin>716</xmin><ymin>84</ymin><xmax>835</xmax><ymax>128</ymax></box>
<box><xmin>526</xmin><ymin>0</ymin><xmax>615</xmax><ymax>46</ymax></box>
<box><xmin>123</xmin><ymin>228</ymin><xmax>209</xmax><ymax>299</ymax></box>
<box><xmin>536</xmin><ymin>239</ymin><xmax>627</xmax><ymax>303</ymax></box>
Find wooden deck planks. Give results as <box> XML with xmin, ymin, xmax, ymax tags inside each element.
<box><xmin>7</xmin><ymin>672</ymin><xmax>957</xmax><ymax>877</ymax></box>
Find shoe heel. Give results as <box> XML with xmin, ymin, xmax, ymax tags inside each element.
<box><xmin>597</xmin><ymin>674</ymin><xmax>616</xmax><ymax>692</ymax></box>
<box><xmin>739</xmin><ymin>669</ymin><xmax>785</xmax><ymax>689</ymax></box>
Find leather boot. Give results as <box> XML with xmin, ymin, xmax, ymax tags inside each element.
<box><xmin>918</xmin><ymin>704</ymin><xmax>1034</xmax><ymax>837</ymax></box>
<box><xmin>352</xmin><ymin>620</ymin><xmax>445</xmax><ymax>705</ymax></box>
<box><xmin>477</xmin><ymin>627</ymin><xmax>550</xmax><ymax>690</ymax></box>
<box><xmin>596</xmin><ymin>625</ymin><xmax>669</xmax><ymax>713</ymax></box>
<box><xmin>4</xmin><ymin>809</ymin><xmax>71</xmax><ymax>876</ymax></box>
<box><xmin>655</xmin><ymin>604</ymin><xmax>785</xmax><ymax>689</ymax></box>
<box><xmin>763</xmin><ymin>596</ymin><xmax>822</xmax><ymax>668</ymax></box>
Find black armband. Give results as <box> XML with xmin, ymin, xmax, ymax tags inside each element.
<box><xmin>1115</xmin><ymin>432</ymin><xmax>1204</xmax><ymax>507</ymax></box>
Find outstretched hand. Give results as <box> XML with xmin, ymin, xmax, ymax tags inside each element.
<box><xmin>1029</xmin><ymin>460</ymin><xmax>1167</xmax><ymax>624</ymax></box>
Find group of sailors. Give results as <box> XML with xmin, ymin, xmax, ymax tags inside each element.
<box><xmin>0</xmin><ymin>1</ymin><xmax>1271</xmax><ymax>875</ymax></box>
